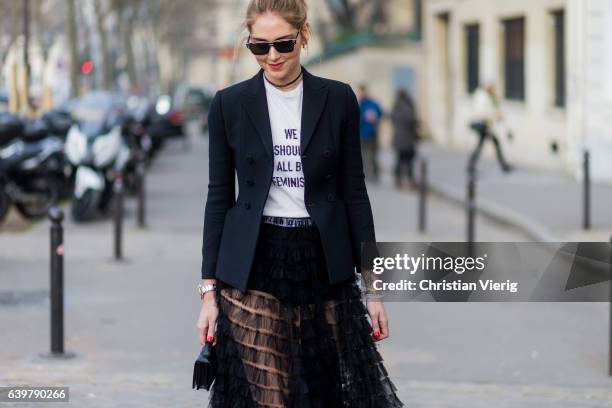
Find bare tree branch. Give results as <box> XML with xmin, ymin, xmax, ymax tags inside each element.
<box><xmin>66</xmin><ymin>0</ymin><xmax>80</xmax><ymax>96</ymax></box>
<box><xmin>94</xmin><ymin>0</ymin><xmax>113</xmax><ymax>89</ymax></box>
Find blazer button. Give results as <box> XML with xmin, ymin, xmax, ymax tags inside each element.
<box><xmin>306</xmin><ymin>202</ymin><xmax>315</xmax><ymax>208</ymax></box>
<box><xmin>246</xmin><ymin>180</ymin><xmax>254</xmax><ymax>187</ymax></box>
<box><xmin>325</xmin><ymin>173</ymin><xmax>333</xmax><ymax>181</ymax></box>
<box><xmin>301</xmin><ymin>154</ymin><xmax>307</xmax><ymax>160</ymax></box>
<box><xmin>244</xmin><ymin>202</ymin><xmax>251</xmax><ymax>210</ymax></box>
<box><xmin>324</xmin><ymin>150</ymin><xmax>331</xmax><ymax>158</ymax></box>
<box><xmin>327</xmin><ymin>193</ymin><xmax>335</xmax><ymax>202</ymax></box>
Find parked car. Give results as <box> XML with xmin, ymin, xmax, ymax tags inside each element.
<box><xmin>148</xmin><ymin>94</ymin><xmax>185</xmax><ymax>141</ymax></box>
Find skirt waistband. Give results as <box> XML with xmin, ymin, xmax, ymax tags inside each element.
<box><xmin>262</xmin><ymin>216</ymin><xmax>314</xmax><ymax>228</ymax></box>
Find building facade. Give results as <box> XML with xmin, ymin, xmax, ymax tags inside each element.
<box><xmin>566</xmin><ymin>0</ymin><xmax>612</xmax><ymax>183</ymax></box>
<box><xmin>424</xmin><ymin>0</ymin><xmax>612</xmax><ymax>182</ymax></box>
<box><xmin>306</xmin><ymin>0</ymin><xmax>423</xmax><ymax>146</ymax></box>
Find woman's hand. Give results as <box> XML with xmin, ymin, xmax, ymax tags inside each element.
<box><xmin>196</xmin><ymin>291</ymin><xmax>219</xmax><ymax>346</ymax></box>
<box><xmin>366</xmin><ymin>299</ymin><xmax>389</xmax><ymax>342</ymax></box>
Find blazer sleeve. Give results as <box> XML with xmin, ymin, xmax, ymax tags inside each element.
<box><xmin>340</xmin><ymin>84</ymin><xmax>378</xmax><ymax>272</ymax></box>
<box><xmin>201</xmin><ymin>90</ymin><xmax>236</xmax><ymax>279</ymax></box>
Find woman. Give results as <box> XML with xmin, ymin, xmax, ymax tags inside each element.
<box><xmin>391</xmin><ymin>89</ymin><xmax>419</xmax><ymax>190</ymax></box>
<box><xmin>196</xmin><ymin>1</ymin><xmax>404</xmax><ymax>406</ymax></box>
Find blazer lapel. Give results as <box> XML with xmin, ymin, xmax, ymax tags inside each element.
<box><xmin>300</xmin><ymin>68</ymin><xmax>329</xmax><ymax>155</ymax></box>
<box><xmin>242</xmin><ymin>69</ymin><xmax>273</xmax><ymax>158</ymax></box>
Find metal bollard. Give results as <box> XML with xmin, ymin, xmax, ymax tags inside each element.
<box><xmin>583</xmin><ymin>150</ymin><xmax>591</xmax><ymax>230</ymax></box>
<box><xmin>467</xmin><ymin>169</ymin><xmax>476</xmax><ymax>244</ymax></box>
<box><xmin>48</xmin><ymin>207</ymin><xmax>65</xmax><ymax>355</ymax></box>
<box><xmin>609</xmin><ymin>236</ymin><xmax>612</xmax><ymax>376</ymax></box>
<box><xmin>418</xmin><ymin>159</ymin><xmax>427</xmax><ymax>233</ymax></box>
<box><xmin>137</xmin><ymin>157</ymin><xmax>146</xmax><ymax>228</ymax></box>
<box><xmin>113</xmin><ymin>174</ymin><xmax>124</xmax><ymax>260</ymax></box>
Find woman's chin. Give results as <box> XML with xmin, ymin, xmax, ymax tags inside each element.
<box><xmin>265</xmin><ymin>64</ymin><xmax>298</xmax><ymax>82</ymax></box>
<box><xmin>265</xmin><ymin>70</ymin><xmax>286</xmax><ymax>81</ymax></box>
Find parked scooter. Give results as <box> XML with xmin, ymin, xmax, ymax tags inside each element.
<box><xmin>0</xmin><ymin>113</ymin><xmax>66</xmax><ymax>221</ymax></box>
<box><xmin>42</xmin><ymin>108</ymin><xmax>74</xmax><ymax>198</ymax></box>
<box><xmin>64</xmin><ymin>92</ymin><xmax>130</xmax><ymax>222</ymax></box>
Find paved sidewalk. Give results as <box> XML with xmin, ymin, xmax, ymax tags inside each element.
<box><xmin>380</xmin><ymin>143</ymin><xmax>612</xmax><ymax>242</ymax></box>
<box><xmin>1</xmin><ymin>129</ymin><xmax>612</xmax><ymax>407</ymax></box>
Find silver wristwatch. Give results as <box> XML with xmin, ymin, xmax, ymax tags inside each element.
<box><xmin>198</xmin><ymin>283</ymin><xmax>217</xmax><ymax>299</ymax></box>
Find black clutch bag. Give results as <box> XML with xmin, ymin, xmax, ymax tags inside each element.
<box><xmin>192</xmin><ymin>342</ymin><xmax>217</xmax><ymax>391</ymax></box>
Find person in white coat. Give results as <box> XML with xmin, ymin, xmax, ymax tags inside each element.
<box><xmin>468</xmin><ymin>82</ymin><xmax>512</xmax><ymax>173</ymax></box>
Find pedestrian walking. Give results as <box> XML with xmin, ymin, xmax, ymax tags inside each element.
<box><xmin>391</xmin><ymin>89</ymin><xmax>419</xmax><ymax>190</ymax></box>
<box><xmin>468</xmin><ymin>81</ymin><xmax>512</xmax><ymax>173</ymax></box>
<box><xmin>358</xmin><ymin>85</ymin><xmax>383</xmax><ymax>183</ymax></box>
<box><xmin>196</xmin><ymin>1</ymin><xmax>404</xmax><ymax>407</ymax></box>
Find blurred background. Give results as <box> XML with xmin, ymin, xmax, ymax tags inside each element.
<box><xmin>1</xmin><ymin>1</ymin><xmax>612</xmax><ymax>407</ymax></box>
<box><xmin>2</xmin><ymin>0</ymin><xmax>611</xmax><ymax>181</ymax></box>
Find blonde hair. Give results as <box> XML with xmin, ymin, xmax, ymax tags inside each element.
<box><xmin>245</xmin><ymin>0</ymin><xmax>308</xmax><ymax>33</ymax></box>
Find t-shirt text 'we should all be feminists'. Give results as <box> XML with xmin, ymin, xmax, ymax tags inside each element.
<box><xmin>262</xmin><ymin>79</ymin><xmax>308</xmax><ymax>217</ymax></box>
<box><xmin>272</xmin><ymin>128</ymin><xmax>305</xmax><ymax>188</ymax></box>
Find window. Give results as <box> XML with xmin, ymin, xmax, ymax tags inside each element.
<box><xmin>503</xmin><ymin>17</ymin><xmax>525</xmax><ymax>101</ymax></box>
<box><xmin>414</xmin><ymin>0</ymin><xmax>423</xmax><ymax>40</ymax></box>
<box><xmin>552</xmin><ymin>10</ymin><xmax>565</xmax><ymax>107</ymax></box>
<box><xmin>465</xmin><ymin>24</ymin><xmax>480</xmax><ymax>93</ymax></box>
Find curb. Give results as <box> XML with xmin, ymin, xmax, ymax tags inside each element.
<box><xmin>426</xmin><ymin>181</ymin><xmax>561</xmax><ymax>242</ymax></box>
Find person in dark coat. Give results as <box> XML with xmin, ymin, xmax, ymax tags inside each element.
<box><xmin>391</xmin><ymin>89</ymin><xmax>419</xmax><ymax>189</ymax></box>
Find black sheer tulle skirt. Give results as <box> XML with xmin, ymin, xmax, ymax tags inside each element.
<box><xmin>208</xmin><ymin>219</ymin><xmax>404</xmax><ymax>408</ymax></box>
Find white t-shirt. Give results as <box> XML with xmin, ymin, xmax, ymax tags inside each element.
<box><xmin>262</xmin><ymin>78</ymin><xmax>309</xmax><ymax>218</ymax></box>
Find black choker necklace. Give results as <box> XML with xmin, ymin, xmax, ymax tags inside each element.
<box><xmin>264</xmin><ymin>69</ymin><xmax>303</xmax><ymax>89</ymax></box>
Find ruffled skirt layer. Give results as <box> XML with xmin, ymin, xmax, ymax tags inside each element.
<box><xmin>208</xmin><ymin>222</ymin><xmax>403</xmax><ymax>408</ymax></box>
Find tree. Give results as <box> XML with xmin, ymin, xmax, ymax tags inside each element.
<box><xmin>93</xmin><ymin>0</ymin><xmax>113</xmax><ymax>89</ymax></box>
<box><xmin>146</xmin><ymin>0</ymin><xmax>210</xmax><ymax>93</ymax></box>
<box><xmin>111</xmin><ymin>0</ymin><xmax>140</xmax><ymax>89</ymax></box>
<box><xmin>323</xmin><ymin>0</ymin><xmax>390</xmax><ymax>38</ymax></box>
<box><xmin>0</xmin><ymin>0</ymin><xmax>21</xmax><ymax>71</ymax></box>
<box><xmin>325</xmin><ymin>0</ymin><xmax>357</xmax><ymax>30</ymax></box>
<box><xmin>66</xmin><ymin>0</ymin><xmax>80</xmax><ymax>97</ymax></box>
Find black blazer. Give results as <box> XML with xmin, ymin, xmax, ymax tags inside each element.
<box><xmin>201</xmin><ymin>67</ymin><xmax>376</xmax><ymax>292</ymax></box>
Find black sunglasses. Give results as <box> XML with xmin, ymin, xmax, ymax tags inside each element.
<box><xmin>246</xmin><ymin>31</ymin><xmax>301</xmax><ymax>55</ymax></box>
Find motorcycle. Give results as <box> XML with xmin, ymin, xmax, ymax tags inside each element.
<box><xmin>64</xmin><ymin>92</ymin><xmax>131</xmax><ymax>222</ymax></box>
<box><xmin>0</xmin><ymin>113</ymin><xmax>66</xmax><ymax>221</ymax></box>
<box><xmin>42</xmin><ymin>108</ymin><xmax>74</xmax><ymax>198</ymax></box>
